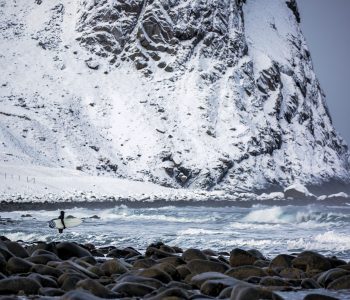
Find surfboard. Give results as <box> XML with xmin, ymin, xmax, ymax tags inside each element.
<box><xmin>48</xmin><ymin>217</ymin><xmax>82</xmax><ymax>229</ymax></box>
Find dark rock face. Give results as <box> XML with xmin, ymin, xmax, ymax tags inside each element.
<box><xmin>72</xmin><ymin>0</ymin><xmax>350</xmax><ymax>191</ymax></box>
<box><xmin>77</xmin><ymin>0</ymin><xmax>245</xmax><ymax>73</ymax></box>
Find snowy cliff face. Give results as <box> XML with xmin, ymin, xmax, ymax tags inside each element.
<box><xmin>0</xmin><ymin>0</ymin><xmax>349</xmax><ymax>192</ymax></box>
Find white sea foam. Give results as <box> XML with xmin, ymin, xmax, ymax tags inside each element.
<box><xmin>242</xmin><ymin>206</ymin><xmax>346</xmax><ymax>226</ymax></box>
<box><xmin>243</xmin><ymin>206</ymin><xmax>289</xmax><ymax>223</ymax></box>
<box><xmin>96</xmin><ymin>208</ymin><xmax>215</xmax><ymax>223</ymax></box>
<box><xmin>5</xmin><ymin>232</ymin><xmax>51</xmax><ymax>242</ymax></box>
<box><xmin>287</xmin><ymin>231</ymin><xmax>350</xmax><ymax>252</ymax></box>
<box><xmin>222</xmin><ymin>238</ymin><xmax>281</xmax><ymax>249</ymax></box>
<box><xmin>178</xmin><ymin>228</ymin><xmax>223</xmax><ymax>236</ymax></box>
<box><xmin>229</xmin><ymin>222</ymin><xmax>281</xmax><ymax>230</ymax></box>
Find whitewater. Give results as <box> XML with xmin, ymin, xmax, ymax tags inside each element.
<box><xmin>2</xmin><ymin>204</ymin><xmax>350</xmax><ymax>260</ymax></box>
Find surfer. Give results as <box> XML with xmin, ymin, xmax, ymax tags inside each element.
<box><xmin>48</xmin><ymin>210</ymin><xmax>82</xmax><ymax>234</ymax></box>
<box><xmin>58</xmin><ymin>211</ymin><xmax>66</xmax><ymax>234</ymax></box>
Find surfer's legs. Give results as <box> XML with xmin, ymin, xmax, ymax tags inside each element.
<box><xmin>59</xmin><ymin>211</ymin><xmax>66</xmax><ymax>229</ymax></box>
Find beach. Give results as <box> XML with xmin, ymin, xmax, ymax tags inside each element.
<box><xmin>1</xmin><ymin>237</ymin><xmax>350</xmax><ymax>299</ymax></box>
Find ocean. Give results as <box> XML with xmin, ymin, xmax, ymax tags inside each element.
<box><xmin>1</xmin><ymin>204</ymin><xmax>350</xmax><ymax>260</ymax></box>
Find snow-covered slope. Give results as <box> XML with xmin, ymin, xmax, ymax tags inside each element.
<box><xmin>0</xmin><ymin>0</ymin><xmax>349</xmax><ymax>192</ymax></box>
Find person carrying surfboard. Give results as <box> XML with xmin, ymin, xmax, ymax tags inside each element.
<box><xmin>48</xmin><ymin>210</ymin><xmax>82</xmax><ymax>233</ymax></box>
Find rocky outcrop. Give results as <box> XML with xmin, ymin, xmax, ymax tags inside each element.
<box><xmin>74</xmin><ymin>0</ymin><xmax>350</xmax><ymax>191</ymax></box>
<box><xmin>0</xmin><ymin>0</ymin><xmax>349</xmax><ymax>192</ymax></box>
<box><xmin>0</xmin><ymin>238</ymin><xmax>348</xmax><ymax>299</ymax></box>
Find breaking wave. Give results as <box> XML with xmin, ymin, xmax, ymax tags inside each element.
<box><xmin>242</xmin><ymin>205</ymin><xmax>347</xmax><ymax>225</ymax></box>
<box><xmin>287</xmin><ymin>231</ymin><xmax>350</xmax><ymax>253</ymax></box>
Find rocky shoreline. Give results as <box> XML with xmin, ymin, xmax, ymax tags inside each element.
<box><xmin>1</xmin><ymin>196</ymin><xmax>350</xmax><ymax>213</ymax></box>
<box><xmin>1</xmin><ymin>237</ymin><xmax>350</xmax><ymax>299</ymax></box>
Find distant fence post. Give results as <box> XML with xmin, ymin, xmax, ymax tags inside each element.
<box><xmin>26</xmin><ymin>176</ymin><xmax>35</xmax><ymax>184</ymax></box>
<box><xmin>2</xmin><ymin>172</ymin><xmax>35</xmax><ymax>184</ymax></box>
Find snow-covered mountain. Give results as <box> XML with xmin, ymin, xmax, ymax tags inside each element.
<box><xmin>0</xmin><ymin>0</ymin><xmax>349</xmax><ymax>192</ymax></box>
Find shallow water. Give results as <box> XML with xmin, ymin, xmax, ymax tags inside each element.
<box><xmin>1</xmin><ymin>204</ymin><xmax>350</xmax><ymax>260</ymax></box>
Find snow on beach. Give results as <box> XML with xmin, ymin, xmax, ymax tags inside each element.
<box><xmin>0</xmin><ymin>163</ymin><xmax>349</xmax><ymax>207</ymax></box>
<box><xmin>0</xmin><ymin>163</ymin><xmax>232</xmax><ymax>204</ymax></box>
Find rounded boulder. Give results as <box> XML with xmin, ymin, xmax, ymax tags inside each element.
<box><xmin>229</xmin><ymin>249</ymin><xmax>259</xmax><ymax>267</ymax></box>
<box><xmin>0</xmin><ymin>277</ymin><xmax>41</xmax><ymax>295</ymax></box>
<box><xmin>56</xmin><ymin>242</ymin><xmax>92</xmax><ymax>260</ymax></box>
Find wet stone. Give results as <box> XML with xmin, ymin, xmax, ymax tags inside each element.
<box><xmin>0</xmin><ymin>277</ymin><xmax>41</xmax><ymax>295</ymax></box>
<box><xmin>146</xmin><ymin>287</ymin><xmax>189</xmax><ymax>300</ymax></box>
<box><xmin>187</xmin><ymin>259</ymin><xmax>229</xmax><ymax>275</ymax></box>
<box><xmin>327</xmin><ymin>274</ymin><xmax>350</xmax><ymax>290</ymax></box>
<box><xmin>75</xmin><ymin>278</ymin><xmax>118</xmax><ymax>298</ymax></box>
<box><xmin>269</xmin><ymin>254</ymin><xmax>295</xmax><ymax>270</ymax></box>
<box><xmin>39</xmin><ymin>287</ymin><xmax>65</xmax><ymax>296</ymax></box>
<box><xmin>157</xmin><ymin>256</ymin><xmax>186</xmax><ymax>267</ymax></box>
<box><xmin>303</xmin><ymin>294</ymin><xmax>339</xmax><ymax>300</ymax></box>
<box><xmin>59</xmin><ymin>273</ymin><xmax>87</xmax><ymax>291</ymax></box>
<box><xmin>137</xmin><ymin>267</ymin><xmax>172</xmax><ymax>283</ymax></box>
<box><xmin>225</xmin><ymin>265</ymin><xmax>267</xmax><ymax>280</ymax></box>
<box><xmin>118</xmin><ymin>274</ymin><xmax>164</xmax><ymax>289</ymax></box>
<box><xmin>31</xmin><ymin>264</ymin><xmax>63</xmax><ymax>278</ymax></box>
<box><xmin>229</xmin><ymin>248</ymin><xmax>259</xmax><ymax>267</ymax></box>
<box><xmin>292</xmin><ymin>251</ymin><xmax>332</xmax><ymax>272</ymax></box>
<box><xmin>112</xmin><ymin>282</ymin><xmax>155</xmax><ymax>297</ymax></box>
<box><xmin>200</xmin><ymin>277</ymin><xmax>242</xmax><ymax>297</ymax></box>
<box><xmin>191</xmin><ymin>272</ymin><xmax>230</xmax><ymax>288</ymax></box>
<box><xmin>317</xmin><ymin>268</ymin><xmax>350</xmax><ymax>288</ymax></box>
<box><xmin>61</xmin><ymin>290</ymin><xmax>106</xmax><ymax>300</ymax></box>
<box><xmin>56</xmin><ymin>242</ymin><xmax>92</xmax><ymax>260</ymax></box>
<box><xmin>132</xmin><ymin>258</ymin><xmax>157</xmax><ymax>269</ymax></box>
<box><xmin>4</xmin><ymin>242</ymin><xmax>28</xmax><ymax>258</ymax></box>
<box><xmin>279</xmin><ymin>267</ymin><xmax>306</xmax><ymax>279</ymax></box>
<box><xmin>6</xmin><ymin>257</ymin><xmax>33</xmax><ymax>274</ymax></box>
<box><xmin>182</xmin><ymin>248</ymin><xmax>208</xmax><ymax>261</ymax></box>
<box><xmin>100</xmin><ymin>258</ymin><xmax>128</xmax><ymax>276</ymax></box>
<box><xmin>301</xmin><ymin>278</ymin><xmax>321</xmax><ymax>289</ymax></box>
<box><xmin>27</xmin><ymin>273</ymin><xmax>58</xmax><ymax>288</ymax></box>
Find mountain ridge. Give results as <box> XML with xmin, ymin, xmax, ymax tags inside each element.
<box><xmin>0</xmin><ymin>0</ymin><xmax>349</xmax><ymax>192</ymax></box>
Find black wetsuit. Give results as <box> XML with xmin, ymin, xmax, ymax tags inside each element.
<box><xmin>58</xmin><ymin>211</ymin><xmax>66</xmax><ymax>234</ymax></box>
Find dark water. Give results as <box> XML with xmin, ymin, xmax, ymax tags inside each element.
<box><xmin>1</xmin><ymin>204</ymin><xmax>350</xmax><ymax>260</ymax></box>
